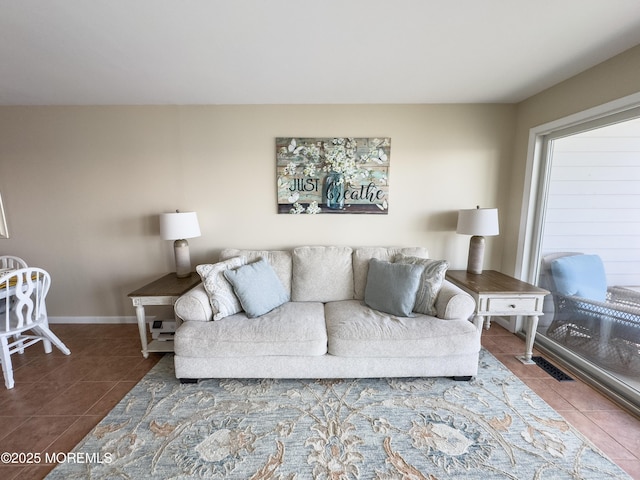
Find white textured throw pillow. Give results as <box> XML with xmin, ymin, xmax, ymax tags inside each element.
<box><xmin>196</xmin><ymin>256</ymin><xmax>247</xmax><ymax>320</ymax></box>
<box><xmin>395</xmin><ymin>254</ymin><xmax>449</xmax><ymax>316</ymax></box>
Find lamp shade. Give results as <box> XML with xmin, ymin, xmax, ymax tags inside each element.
<box><xmin>456</xmin><ymin>208</ymin><xmax>499</xmax><ymax>236</ymax></box>
<box><xmin>159</xmin><ymin>212</ymin><xmax>201</xmax><ymax>240</ymax></box>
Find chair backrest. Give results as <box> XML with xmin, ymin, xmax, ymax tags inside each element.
<box><xmin>1</xmin><ymin>267</ymin><xmax>50</xmax><ymax>334</ymax></box>
<box><xmin>0</xmin><ymin>255</ymin><xmax>28</xmax><ymax>272</ymax></box>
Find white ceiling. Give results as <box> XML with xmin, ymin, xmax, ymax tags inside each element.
<box><xmin>2</xmin><ymin>0</ymin><xmax>640</xmax><ymax>105</ymax></box>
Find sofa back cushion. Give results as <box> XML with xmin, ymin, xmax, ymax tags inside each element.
<box><xmin>353</xmin><ymin>247</ymin><xmax>428</xmax><ymax>300</ymax></box>
<box><xmin>292</xmin><ymin>246</ymin><xmax>354</xmax><ymax>302</ymax></box>
<box><xmin>220</xmin><ymin>249</ymin><xmax>293</xmax><ymax>296</ymax></box>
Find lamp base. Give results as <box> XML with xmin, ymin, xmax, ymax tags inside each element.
<box><xmin>467</xmin><ymin>235</ymin><xmax>486</xmax><ymax>274</ymax></box>
<box><xmin>174</xmin><ymin>239</ymin><xmax>192</xmax><ymax>278</ymax></box>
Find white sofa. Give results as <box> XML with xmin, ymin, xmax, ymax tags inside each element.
<box><xmin>173</xmin><ymin>246</ymin><xmax>481</xmax><ymax>381</ymax></box>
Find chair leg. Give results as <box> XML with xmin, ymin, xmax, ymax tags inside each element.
<box><xmin>33</xmin><ymin>326</ymin><xmax>70</xmax><ymax>355</ymax></box>
<box><xmin>40</xmin><ymin>318</ymin><xmax>53</xmax><ymax>353</ymax></box>
<box><xmin>0</xmin><ymin>337</ymin><xmax>15</xmax><ymax>389</ymax></box>
<box><xmin>14</xmin><ymin>335</ymin><xmax>25</xmax><ymax>354</ymax></box>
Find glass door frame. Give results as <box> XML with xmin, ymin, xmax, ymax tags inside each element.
<box><xmin>516</xmin><ymin>92</ymin><xmax>640</xmax><ymax>416</ymax></box>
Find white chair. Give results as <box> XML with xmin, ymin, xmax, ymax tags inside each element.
<box><xmin>0</xmin><ymin>257</ymin><xmax>29</xmax><ymax>346</ymax></box>
<box><xmin>0</xmin><ymin>267</ymin><xmax>70</xmax><ymax>389</ymax></box>
<box><xmin>0</xmin><ymin>255</ymin><xmax>28</xmax><ymax>272</ymax></box>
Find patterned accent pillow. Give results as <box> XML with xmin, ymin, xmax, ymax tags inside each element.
<box><xmin>196</xmin><ymin>256</ymin><xmax>247</xmax><ymax>320</ymax></box>
<box><xmin>394</xmin><ymin>254</ymin><xmax>449</xmax><ymax>316</ymax></box>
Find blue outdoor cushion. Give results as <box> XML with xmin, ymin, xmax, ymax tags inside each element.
<box><xmin>550</xmin><ymin>254</ymin><xmax>607</xmax><ymax>302</ymax></box>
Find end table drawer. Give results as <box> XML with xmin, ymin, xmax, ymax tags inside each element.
<box><xmin>488</xmin><ymin>297</ymin><xmax>537</xmax><ymax>312</ymax></box>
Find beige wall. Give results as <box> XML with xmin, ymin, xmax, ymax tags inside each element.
<box><xmin>503</xmin><ymin>44</ymin><xmax>640</xmax><ymax>275</ymax></box>
<box><xmin>0</xmin><ymin>104</ymin><xmax>515</xmax><ymax>319</ymax></box>
<box><xmin>2</xmin><ymin>43</ymin><xmax>638</xmax><ymax>320</ymax></box>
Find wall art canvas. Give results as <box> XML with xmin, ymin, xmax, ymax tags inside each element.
<box><xmin>277</xmin><ymin>137</ymin><xmax>390</xmax><ymax>214</ymax></box>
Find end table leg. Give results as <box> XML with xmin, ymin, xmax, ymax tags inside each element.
<box><xmin>135</xmin><ymin>304</ymin><xmax>149</xmax><ymax>358</ymax></box>
<box><xmin>517</xmin><ymin>315</ymin><xmax>539</xmax><ymax>365</ymax></box>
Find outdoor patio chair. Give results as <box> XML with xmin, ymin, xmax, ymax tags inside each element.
<box><xmin>543</xmin><ymin>253</ymin><xmax>640</xmax><ymax>373</ymax></box>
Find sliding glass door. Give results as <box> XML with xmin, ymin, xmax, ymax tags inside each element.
<box><xmin>524</xmin><ymin>107</ymin><xmax>640</xmax><ymax>413</ymax></box>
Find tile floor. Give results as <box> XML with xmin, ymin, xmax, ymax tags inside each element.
<box><xmin>0</xmin><ymin>323</ymin><xmax>638</xmax><ymax>479</ymax></box>
<box><xmin>482</xmin><ymin>324</ymin><xmax>640</xmax><ymax>479</ymax></box>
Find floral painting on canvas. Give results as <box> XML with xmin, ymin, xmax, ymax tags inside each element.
<box><xmin>276</xmin><ymin>137</ymin><xmax>390</xmax><ymax>214</ymax></box>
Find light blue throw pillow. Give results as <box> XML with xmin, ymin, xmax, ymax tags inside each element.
<box><xmin>223</xmin><ymin>258</ymin><xmax>290</xmax><ymax>318</ymax></box>
<box><xmin>550</xmin><ymin>254</ymin><xmax>607</xmax><ymax>302</ymax></box>
<box><xmin>364</xmin><ymin>258</ymin><xmax>424</xmax><ymax>317</ymax></box>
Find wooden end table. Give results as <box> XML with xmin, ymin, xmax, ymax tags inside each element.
<box><xmin>128</xmin><ymin>272</ymin><xmax>201</xmax><ymax>358</ymax></box>
<box><xmin>446</xmin><ymin>270</ymin><xmax>549</xmax><ymax>365</ymax></box>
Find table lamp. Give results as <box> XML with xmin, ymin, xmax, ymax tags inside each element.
<box><xmin>160</xmin><ymin>211</ymin><xmax>201</xmax><ymax>278</ymax></box>
<box><xmin>456</xmin><ymin>206</ymin><xmax>499</xmax><ymax>274</ymax></box>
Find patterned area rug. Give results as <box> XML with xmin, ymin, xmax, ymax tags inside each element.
<box><xmin>46</xmin><ymin>350</ymin><xmax>630</xmax><ymax>479</ymax></box>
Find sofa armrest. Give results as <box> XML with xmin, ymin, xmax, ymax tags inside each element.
<box><xmin>174</xmin><ymin>284</ymin><xmax>213</xmax><ymax>322</ymax></box>
<box><xmin>435</xmin><ymin>280</ymin><xmax>476</xmax><ymax>320</ymax></box>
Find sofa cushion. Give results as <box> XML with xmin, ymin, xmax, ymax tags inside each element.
<box><xmin>224</xmin><ymin>258</ymin><xmax>290</xmax><ymax>318</ymax></box>
<box><xmin>353</xmin><ymin>247</ymin><xmax>428</xmax><ymax>300</ymax></box>
<box><xmin>174</xmin><ymin>302</ymin><xmax>328</xmax><ymax>357</ymax></box>
<box><xmin>364</xmin><ymin>258</ymin><xmax>423</xmax><ymax>316</ymax></box>
<box><xmin>395</xmin><ymin>254</ymin><xmax>449</xmax><ymax>316</ymax></box>
<box><xmin>220</xmin><ymin>249</ymin><xmax>292</xmax><ymax>296</ymax></box>
<box><xmin>325</xmin><ymin>300</ymin><xmax>480</xmax><ymax>357</ymax></box>
<box><xmin>292</xmin><ymin>246</ymin><xmax>354</xmax><ymax>302</ymax></box>
<box><xmin>196</xmin><ymin>256</ymin><xmax>246</xmax><ymax>320</ymax></box>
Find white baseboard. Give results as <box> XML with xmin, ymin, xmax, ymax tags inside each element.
<box><xmin>493</xmin><ymin>315</ymin><xmax>518</xmax><ymax>333</ymax></box>
<box><xmin>49</xmin><ymin>316</ymin><xmax>143</xmax><ymax>324</ymax></box>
